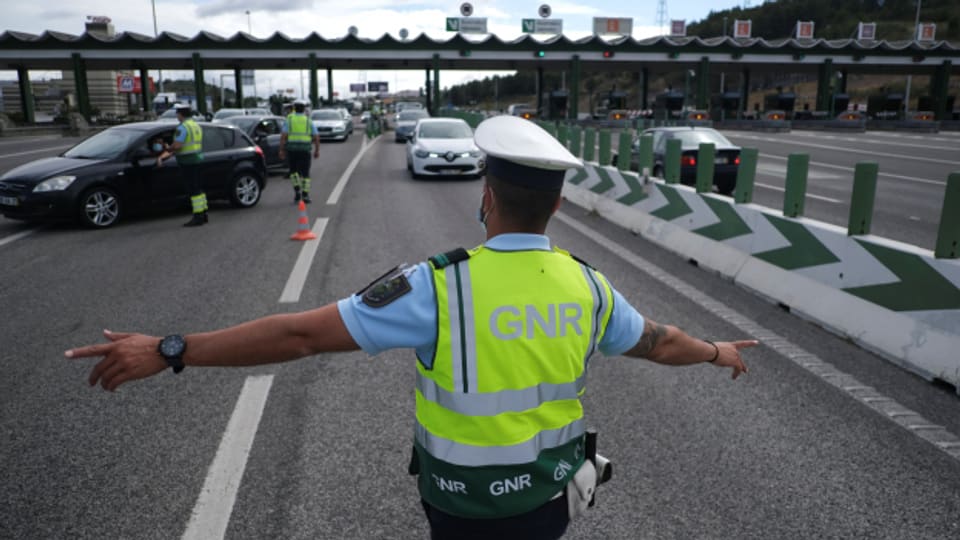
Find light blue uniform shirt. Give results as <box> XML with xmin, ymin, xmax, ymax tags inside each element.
<box><xmin>337</xmin><ymin>233</ymin><xmax>645</xmax><ymax>360</ymax></box>
<box><xmin>174</xmin><ymin>124</ymin><xmax>187</xmax><ymax>143</ymax></box>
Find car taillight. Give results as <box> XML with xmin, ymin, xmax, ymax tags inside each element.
<box><xmin>681</xmin><ymin>155</ymin><xmax>696</xmax><ymax>167</ymax></box>
<box><xmin>734</xmin><ymin>155</ymin><xmax>741</xmax><ymax>165</ymax></box>
<box><xmin>254</xmin><ymin>145</ymin><xmax>264</xmax><ymax>157</ymax></box>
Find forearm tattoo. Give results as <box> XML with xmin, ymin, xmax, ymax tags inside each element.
<box><xmin>635</xmin><ymin>321</ymin><xmax>667</xmax><ymax>357</ymax></box>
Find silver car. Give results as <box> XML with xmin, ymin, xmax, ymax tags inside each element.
<box><xmin>311</xmin><ymin>109</ymin><xmax>350</xmax><ymax>142</ymax></box>
<box><xmin>406</xmin><ymin>118</ymin><xmax>485</xmax><ymax>179</ymax></box>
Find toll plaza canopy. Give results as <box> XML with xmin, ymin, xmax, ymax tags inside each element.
<box><xmin>0</xmin><ymin>29</ymin><xmax>956</xmax><ymax>120</ymax></box>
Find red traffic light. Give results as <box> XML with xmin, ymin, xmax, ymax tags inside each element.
<box><xmin>602</xmin><ymin>50</ymin><xmax>614</xmax><ymax>58</ymax></box>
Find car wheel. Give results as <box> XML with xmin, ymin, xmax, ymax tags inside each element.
<box><xmin>718</xmin><ymin>180</ymin><xmax>736</xmax><ymax>196</ymax></box>
<box><xmin>229</xmin><ymin>170</ymin><xmax>263</xmax><ymax>208</ymax></box>
<box><xmin>611</xmin><ymin>153</ymin><xmax>618</xmax><ymax>167</ymax></box>
<box><xmin>78</xmin><ymin>186</ymin><xmax>120</xmax><ymax>228</ymax></box>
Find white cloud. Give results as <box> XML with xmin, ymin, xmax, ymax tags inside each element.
<box><xmin>197</xmin><ymin>0</ymin><xmax>315</xmax><ymax>18</ymax></box>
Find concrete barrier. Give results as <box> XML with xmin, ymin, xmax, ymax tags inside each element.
<box><xmin>563</xmin><ymin>163</ymin><xmax>960</xmax><ymax>393</ymax></box>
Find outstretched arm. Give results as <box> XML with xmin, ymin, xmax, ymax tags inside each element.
<box><xmin>66</xmin><ymin>303</ymin><xmax>359</xmax><ymax>391</ymax></box>
<box><xmin>625</xmin><ymin>318</ymin><xmax>756</xmax><ymax>379</ymax></box>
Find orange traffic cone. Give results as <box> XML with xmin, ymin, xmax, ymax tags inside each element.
<box><xmin>290</xmin><ymin>200</ymin><xmax>317</xmax><ymax>241</ymax></box>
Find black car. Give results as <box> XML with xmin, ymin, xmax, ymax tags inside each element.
<box><xmin>0</xmin><ymin>121</ymin><xmax>267</xmax><ymax>228</ymax></box>
<box><xmin>222</xmin><ymin>115</ymin><xmax>286</xmax><ymax>172</ymax></box>
<box><xmin>612</xmin><ymin>126</ymin><xmax>741</xmax><ymax>195</ymax></box>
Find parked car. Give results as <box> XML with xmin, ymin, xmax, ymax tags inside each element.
<box><xmin>406</xmin><ymin>118</ymin><xmax>485</xmax><ymax>179</ymax></box>
<box><xmin>0</xmin><ymin>122</ymin><xmax>267</xmax><ymax>228</ymax></box>
<box><xmin>394</xmin><ymin>109</ymin><xmax>430</xmax><ymax>142</ymax></box>
<box><xmin>612</xmin><ymin>126</ymin><xmax>741</xmax><ymax>195</ymax></box>
<box><xmin>222</xmin><ymin>115</ymin><xmax>287</xmax><ymax>172</ymax></box>
<box><xmin>310</xmin><ymin>109</ymin><xmax>350</xmax><ymax>142</ymax></box>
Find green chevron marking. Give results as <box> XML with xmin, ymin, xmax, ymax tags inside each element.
<box><xmin>843</xmin><ymin>241</ymin><xmax>960</xmax><ymax>311</ymax></box>
<box><xmin>753</xmin><ymin>215</ymin><xmax>840</xmax><ymax>270</ymax></box>
<box><xmin>693</xmin><ymin>196</ymin><xmax>752</xmax><ymax>241</ymax></box>
<box><xmin>650</xmin><ymin>184</ymin><xmax>693</xmax><ymax>221</ymax></box>
<box><xmin>616</xmin><ymin>172</ymin><xmax>648</xmax><ymax>205</ymax></box>
<box><xmin>567</xmin><ymin>168</ymin><xmax>589</xmax><ymax>185</ymax></box>
<box><xmin>590</xmin><ymin>167</ymin><xmax>615</xmax><ymax>194</ymax></box>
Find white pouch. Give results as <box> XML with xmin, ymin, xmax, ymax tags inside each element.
<box><xmin>565</xmin><ymin>459</ymin><xmax>597</xmax><ymax>520</ymax></box>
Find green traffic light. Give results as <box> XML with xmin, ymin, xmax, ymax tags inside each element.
<box><xmin>535</xmin><ymin>50</ymin><xmax>545</xmax><ymax>58</ymax></box>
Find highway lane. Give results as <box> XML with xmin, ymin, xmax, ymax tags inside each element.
<box><xmin>2</xmin><ymin>132</ymin><xmax>960</xmax><ymax>539</ymax></box>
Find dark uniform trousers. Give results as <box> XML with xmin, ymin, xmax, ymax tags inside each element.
<box><xmin>287</xmin><ymin>150</ymin><xmax>312</xmax><ymax>181</ymax></box>
<box><xmin>421</xmin><ymin>493</ymin><xmax>570</xmax><ymax>540</ymax></box>
<box><xmin>180</xmin><ymin>163</ymin><xmax>202</xmax><ymax>198</ymax></box>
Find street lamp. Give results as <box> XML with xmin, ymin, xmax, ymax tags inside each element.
<box><xmin>151</xmin><ymin>0</ymin><xmax>163</xmax><ymax>93</ymax></box>
<box><xmin>904</xmin><ymin>0</ymin><xmax>922</xmax><ymax>115</ymax></box>
<box><xmin>245</xmin><ymin>10</ymin><xmax>252</xmax><ymax>34</ymax></box>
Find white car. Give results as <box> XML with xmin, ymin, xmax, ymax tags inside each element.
<box><xmin>406</xmin><ymin>118</ymin><xmax>485</xmax><ymax>179</ymax></box>
<box><xmin>310</xmin><ymin>109</ymin><xmax>349</xmax><ymax>142</ymax></box>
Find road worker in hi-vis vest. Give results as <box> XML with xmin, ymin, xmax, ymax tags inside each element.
<box><xmin>68</xmin><ymin>116</ymin><xmax>758</xmax><ymax>540</ymax></box>
<box><xmin>166</xmin><ymin>104</ymin><xmax>208</xmax><ymax>227</ymax></box>
<box><xmin>280</xmin><ymin>99</ymin><xmax>320</xmax><ymax>204</ymax></box>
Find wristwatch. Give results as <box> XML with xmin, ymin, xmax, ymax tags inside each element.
<box><xmin>157</xmin><ymin>334</ymin><xmax>187</xmax><ymax>374</ymax></box>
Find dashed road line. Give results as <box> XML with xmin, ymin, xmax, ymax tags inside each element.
<box><xmin>0</xmin><ymin>228</ymin><xmax>38</xmax><ymax>248</ymax></box>
<box><xmin>327</xmin><ymin>134</ymin><xmax>378</xmax><ymax>205</ymax></box>
<box><xmin>279</xmin><ymin>218</ymin><xmax>329</xmax><ymax>303</ymax></box>
<box><xmin>754</xmin><ymin>181</ymin><xmax>843</xmax><ymax>203</ymax></box>
<box><xmin>0</xmin><ymin>144</ymin><xmax>74</xmax><ymax>159</ymax></box>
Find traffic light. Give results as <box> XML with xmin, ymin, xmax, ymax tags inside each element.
<box><xmin>534</xmin><ymin>50</ymin><xmax>546</xmax><ymax>58</ymax></box>
<box><xmin>602</xmin><ymin>50</ymin><xmax>614</xmax><ymax>58</ymax></box>
<box><xmin>459</xmin><ymin>50</ymin><xmax>472</xmax><ymax>57</ymax></box>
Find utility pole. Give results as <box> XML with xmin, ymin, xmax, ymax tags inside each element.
<box><xmin>904</xmin><ymin>0</ymin><xmax>922</xmax><ymax>115</ymax></box>
<box><xmin>151</xmin><ymin>0</ymin><xmax>163</xmax><ymax>93</ymax></box>
<box><xmin>655</xmin><ymin>0</ymin><xmax>668</xmax><ymax>35</ymax></box>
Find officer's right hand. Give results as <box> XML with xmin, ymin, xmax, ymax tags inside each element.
<box><xmin>712</xmin><ymin>340</ymin><xmax>757</xmax><ymax>380</ymax></box>
<box><xmin>279</xmin><ymin>149</ymin><xmax>286</xmax><ymax>160</ymax></box>
<box><xmin>65</xmin><ymin>329</ymin><xmax>168</xmax><ymax>391</ymax></box>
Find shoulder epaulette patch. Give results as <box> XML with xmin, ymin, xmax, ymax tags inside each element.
<box><xmin>358</xmin><ymin>265</ymin><xmax>413</xmax><ymax>308</ymax></box>
<box><xmin>569</xmin><ymin>252</ymin><xmax>595</xmax><ymax>269</ymax></box>
<box><xmin>429</xmin><ymin>247</ymin><xmax>470</xmax><ymax>269</ymax></box>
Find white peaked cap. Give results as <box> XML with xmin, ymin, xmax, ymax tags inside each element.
<box><xmin>474</xmin><ymin>115</ymin><xmax>582</xmax><ymax>171</ymax></box>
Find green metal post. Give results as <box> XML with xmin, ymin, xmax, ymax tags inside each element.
<box><xmin>309</xmin><ymin>54</ymin><xmax>319</xmax><ymax>108</ymax></box>
<box><xmin>935</xmin><ymin>173</ymin><xmax>960</xmax><ymax>259</ymax></box>
<box><xmin>425</xmin><ymin>69</ymin><xmax>432</xmax><ymax>113</ymax></box>
<box><xmin>140</xmin><ymin>67</ymin><xmax>152</xmax><ymax>112</ymax></box>
<box><xmin>638</xmin><ymin>134</ymin><xmax>654</xmax><ymax>174</ymax></box>
<box><xmin>932</xmin><ymin>61</ymin><xmax>952</xmax><ymax>122</ymax></box>
<box><xmin>696</xmin><ymin>57</ymin><xmax>710</xmax><ymax>111</ymax></box>
<box><xmin>617</xmin><ymin>130</ymin><xmax>632</xmax><ymax>172</ymax></box>
<box><xmin>536</xmin><ymin>67</ymin><xmax>544</xmax><ymax>118</ymax></box>
<box><xmin>192</xmin><ymin>53</ymin><xmax>206</xmax><ymax>115</ymax></box>
<box><xmin>598</xmin><ymin>130</ymin><xmax>611</xmax><ymax>166</ymax></box>
<box><xmin>233</xmin><ymin>67</ymin><xmax>243</xmax><ymax>108</ymax></box>
<box><xmin>543</xmin><ymin>123</ymin><xmax>557</xmax><ymax>139</ymax></box>
<box><xmin>326</xmin><ymin>68</ymin><xmax>333</xmax><ymax>105</ymax></box>
<box><xmin>583</xmin><ymin>128</ymin><xmax>596</xmax><ymax>162</ymax></box>
<box><xmin>664</xmin><ymin>139</ymin><xmax>682</xmax><ymax>184</ymax></box>
<box><xmin>816</xmin><ymin>59</ymin><xmax>832</xmax><ymax>112</ymax></box>
<box><xmin>569</xmin><ymin>127</ymin><xmax>582</xmax><ymax>157</ymax></box>
<box><xmin>783</xmin><ymin>153</ymin><xmax>810</xmax><ymax>217</ymax></box>
<box><xmin>696</xmin><ymin>143</ymin><xmax>716</xmax><ymax>193</ymax></box>
<box><xmin>734</xmin><ymin>148</ymin><xmax>758</xmax><ymax>203</ymax></box>
<box><xmin>847</xmin><ymin>162</ymin><xmax>879</xmax><ymax>235</ymax></box>
<box><xmin>641</xmin><ymin>67</ymin><xmax>649</xmax><ymax>110</ymax></box>
<box><xmin>432</xmin><ymin>54</ymin><xmax>440</xmax><ymax>116</ymax></box>
<box><xmin>569</xmin><ymin>55</ymin><xmax>580</xmax><ymax>121</ymax></box>
<box><xmin>71</xmin><ymin>53</ymin><xmax>91</xmax><ymax>119</ymax></box>
<box><xmin>740</xmin><ymin>68</ymin><xmax>751</xmax><ymax>118</ymax></box>
<box><xmin>16</xmin><ymin>66</ymin><xmax>35</xmax><ymax>124</ymax></box>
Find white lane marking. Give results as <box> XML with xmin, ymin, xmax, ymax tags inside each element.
<box><xmin>554</xmin><ymin>211</ymin><xmax>960</xmax><ymax>463</ymax></box>
<box><xmin>760</xmin><ymin>153</ymin><xmax>945</xmax><ymax>187</ymax></box>
<box><xmin>0</xmin><ymin>228</ymin><xmax>38</xmax><ymax>247</ymax></box>
<box><xmin>0</xmin><ymin>135</ymin><xmax>62</xmax><ymax>147</ymax></box>
<box><xmin>327</xmin><ymin>135</ymin><xmax>378</xmax><ymax>205</ymax></box>
<box><xmin>731</xmin><ymin>133</ymin><xmax>960</xmax><ymax>166</ymax></box>
<box><xmin>754</xmin><ymin>182</ymin><xmax>843</xmax><ymax>203</ymax></box>
<box><xmin>279</xmin><ymin>218</ymin><xmax>329</xmax><ymax>303</ymax></box>
<box><xmin>182</xmin><ymin>375</ymin><xmax>274</xmax><ymax>540</ymax></box>
<box><xmin>782</xmin><ymin>131</ymin><xmax>958</xmax><ymax>151</ymax></box>
<box><xmin>0</xmin><ymin>144</ymin><xmax>74</xmax><ymax>159</ymax></box>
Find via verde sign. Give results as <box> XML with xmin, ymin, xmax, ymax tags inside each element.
<box><xmin>522</xmin><ymin>18</ymin><xmax>563</xmax><ymax>34</ymax></box>
<box><xmin>446</xmin><ymin>17</ymin><xmax>487</xmax><ymax>33</ymax></box>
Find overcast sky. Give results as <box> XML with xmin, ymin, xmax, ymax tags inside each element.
<box><xmin>2</xmin><ymin>0</ymin><xmax>753</xmax><ymax>99</ymax></box>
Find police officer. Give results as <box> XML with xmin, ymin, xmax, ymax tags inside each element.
<box><xmin>162</xmin><ymin>104</ymin><xmax>208</xmax><ymax>227</ymax></box>
<box><xmin>279</xmin><ymin>99</ymin><xmax>320</xmax><ymax>203</ymax></box>
<box><xmin>67</xmin><ymin>116</ymin><xmax>756</xmax><ymax>539</ymax></box>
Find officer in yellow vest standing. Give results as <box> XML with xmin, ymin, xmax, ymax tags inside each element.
<box><xmin>279</xmin><ymin>99</ymin><xmax>320</xmax><ymax>203</ymax></box>
<box><xmin>166</xmin><ymin>104</ymin><xmax>208</xmax><ymax>227</ymax></box>
<box><xmin>67</xmin><ymin>116</ymin><xmax>757</xmax><ymax>539</ymax></box>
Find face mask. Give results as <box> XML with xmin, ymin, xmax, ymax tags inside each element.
<box><xmin>152</xmin><ymin>143</ymin><xmax>163</xmax><ymax>152</ymax></box>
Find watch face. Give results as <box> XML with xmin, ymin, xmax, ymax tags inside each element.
<box><xmin>160</xmin><ymin>335</ymin><xmax>186</xmax><ymax>358</ymax></box>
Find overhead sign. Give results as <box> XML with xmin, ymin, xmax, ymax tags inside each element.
<box><xmin>857</xmin><ymin>22</ymin><xmax>876</xmax><ymax>40</ymax></box>
<box><xmin>460</xmin><ymin>2</ymin><xmax>473</xmax><ymax>17</ymax></box>
<box><xmin>796</xmin><ymin>21</ymin><xmax>815</xmax><ymax>39</ymax></box>
<box><xmin>367</xmin><ymin>81</ymin><xmax>389</xmax><ymax>92</ymax></box>
<box><xmin>670</xmin><ymin>20</ymin><xmax>686</xmax><ymax>37</ymax></box>
<box><xmin>538</xmin><ymin>4</ymin><xmax>551</xmax><ymax>18</ymax></box>
<box><xmin>116</xmin><ymin>75</ymin><xmax>154</xmax><ymax>94</ymax></box>
<box><xmin>917</xmin><ymin>23</ymin><xmax>936</xmax><ymax>41</ymax></box>
<box><xmin>734</xmin><ymin>20</ymin><xmax>752</xmax><ymax>39</ymax></box>
<box><xmin>522</xmin><ymin>18</ymin><xmax>562</xmax><ymax>34</ymax></box>
<box><xmin>446</xmin><ymin>17</ymin><xmax>487</xmax><ymax>33</ymax></box>
<box><xmin>592</xmin><ymin>17</ymin><xmax>632</xmax><ymax>36</ymax></box>
<box><xmin>349</xmin><ymin>83</ymin><xmax>366</xmax><ymax>92</ymax></box>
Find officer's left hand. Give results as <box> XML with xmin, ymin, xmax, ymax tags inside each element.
<box><xmin>313</xmin><ymin>149</ymin><xmax>319</xmax><ymax>158</ymax></box>
<box><xmin>66</xmin><ymin>330</ymin><xmax>167</xmax><ymax>391</ymax></box>
<box><xmin>713</xmin><ymin>340</ymin><xmax>757</xmax><ymax>380</ymax></box>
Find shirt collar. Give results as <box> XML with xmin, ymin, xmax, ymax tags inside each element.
<box><xmin>484</xmin><ymin>233</ymin><xmax>551</xmax><ymax>251</ymax></box>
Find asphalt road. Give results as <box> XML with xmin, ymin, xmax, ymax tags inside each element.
<box><xmin>1</xmin><ymin>131</ymin><xmax>960</xmax><ymax>539</ymax></box>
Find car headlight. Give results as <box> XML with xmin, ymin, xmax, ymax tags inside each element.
<box><xmin>33</xmin><ymin>175</ymin><xmax>76</xmax><ymax>192</ymax></box>
<box><xmin>414</xmin><ymin>149</ymin><xmax>430</xmax><ymax>158</ymax></box>
<box><xmin>469</xmin><ymin>150</ymin><xmax>483</xmax><ymax>158</ymax></box>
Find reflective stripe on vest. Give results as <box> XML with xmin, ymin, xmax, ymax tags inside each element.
<box><xmin>178</xmin><ymin>119</ymin><xmax>203</xmax><ymax>155</ymax></box>
<box><xmin>415</xmin><ymin>246</ymin><xmax>614</xmax><ymax>518</ymax></box>
<box><xmin>286</xmin><ymin>114</ymin><xmax>312</xmax><ymax>144</ymax></box>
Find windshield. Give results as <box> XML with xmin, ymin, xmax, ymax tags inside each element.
<box><xmin>418</xmin><ymin>122</ymin><xmax>472</xmax><ymax>139</ymax></box>
<box><xmin>224</xmin><ymin>117</ymin><xmax>258</xmax><ymax>129</ymax></box>
<box><xmin>62</xmin><ymin>128</ymin><xmax>143</xmax><ymax>160</ymax></box>
<box><xmin>399</xmin><ymin>111</ymin><xmax>429</xmax><ymax>122</ymax></box>
<box><xmin>159</xmin><ymin>109</ymin><xmax>178</xmax><ymax>118</ymax></box>
<box><xmin>213</xmin><ymin>109</ymin><xmax>244</xmax><ymax>119</ymax></box>
<box><xmin>673</xmin><ymin>130</ymin><xmax>733</xmax><ymax>147</ymax></box>
<box><xmin>311</xmin><ymin>111</ymin><xmax>342</xmax><ymax>121</ymax></box>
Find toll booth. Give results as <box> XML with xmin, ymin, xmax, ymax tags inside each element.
<box><xmin>832</xmin><ymin>93</ymin><xmax>850</xmax><ymax>115</ymax></box>
<box><xmin>866</xmin><ymin>93</ymin><xmax>903</xmax><ymax>120</ymax></box>
<box><xmin>594</xmin><ymin>90</ymin><xmax>627</xmax><ymax>119</ymax></box>
<box><xmin>654</xmin><ymin>91</ymin><xmax>685</xmax><ymax>121</ymax></box>
<box><xmin>710</xmin><ymin>91</ymin><xmax>741</xmax><ymax>121</ymax></box>
<box><xmin>764</xmin><ymin>92</ymin><xmax>796</xmax><ymax>119</ymax></box>
<box><xmin>541</xmin><ymin>90</ymin><xmax>568</xmax><ymax>120</ymax></box>
<box><xmin>918</xmin><ymin>95</ymin><xmax>956</xmax><ymax>117</ymax></box>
